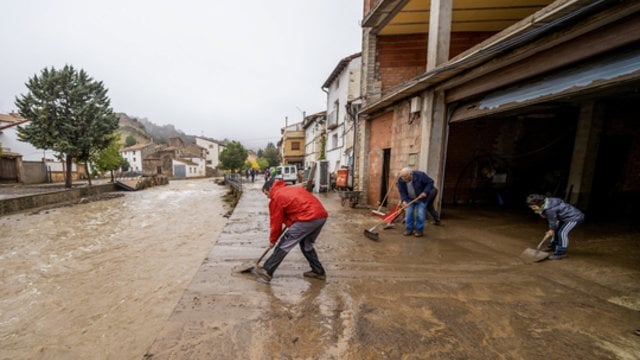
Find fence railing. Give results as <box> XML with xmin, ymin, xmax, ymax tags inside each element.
<box><xmin>224</xmin><ymin>173</ymin><xmax>243</xmax><ymax>194</ymax></box>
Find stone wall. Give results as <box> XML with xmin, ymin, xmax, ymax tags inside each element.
<box><xmin>0</xmin><ymin>183</ymin><xmax>117</xmax><ymax>216</ymax></box>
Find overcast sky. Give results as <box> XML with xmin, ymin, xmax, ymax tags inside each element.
<box><xmin>0</xmin><ymin>1</ymin><xmax>362</xmax><ymax>150</ymax></box>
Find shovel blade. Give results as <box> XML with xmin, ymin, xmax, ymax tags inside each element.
<box><xmin>520</xmin><ymin>248</ymin><xmax>549</xmax><ymax>263</ymax></box>
<box><xmin>233</xmin><ymin>262</ymin><xmax>257</xmax><ymax>273</ymax></box>
<box><xmin>364</xmin><ymin>229</ymin><xmax>380</xmax><ymax>241</ymax></box>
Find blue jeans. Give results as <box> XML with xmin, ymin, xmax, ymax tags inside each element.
<box><xmin>404</xmin><ymin>200</ymin><xmax>426</xmax><ymax>233</ymax></box>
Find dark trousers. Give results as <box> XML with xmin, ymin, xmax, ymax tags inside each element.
<box><xmin>263</xmin><ymin>217</ymin><xmax>326</xmax><ymax>276</ymax></box>
<box><xmin>426</xmin><ymin>188</ymin><xmax>440</xmax><ymax>222</ymax></box>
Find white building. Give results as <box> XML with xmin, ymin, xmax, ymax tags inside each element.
<box><xmin>302</xmin><ymin>112</ymin><xmax>327</xmax><ymax>171</ymax></box>
<box><xmin>321</xmin><ymin>53</ymin><xmax>362</xmax><ymax>175</ymax></box>
<box><xmin>121</xmin><ymin>143</ymin><xmax>153</xmax><ymax>172</ymax></box>
<box><xmin>172</xmin><ymin>158</ymin><xmax>204</xmax><ymax>178</ymax></box>
<box><xmin>195</xmin><ymin>136</ymin><xmax>225</xmax><ymax>170</ymax></box>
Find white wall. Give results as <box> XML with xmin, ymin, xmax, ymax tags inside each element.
<box><xmin>195</xmin><ymin>137</ymin><xmax>223</xmax><ymax>169</ymax></box>
<box><xmin>325</xmin><ymin>55</ymin><xmax>361</xmax><ymax>174</ymax></box>
<box><xmin>121</xmin><ymin>149</ymin><xmax>143</xmax><ymax>171</ymax></box>
<box><xmin>303</xmin><ymin>118</ymin><xmax>325</xmax><ymax>170</ymax></box>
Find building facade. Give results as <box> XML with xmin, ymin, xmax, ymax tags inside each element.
<box><xmin>195</xmin><ymin>136</ymin><xmax>226</xmax><ymax>171</ymax></box>
<box><xmin>302</xmin><ymin>111</ymin><xmax>327</xmax><ymax>171</ymax></box>
<box><xmin>357</xmin><ymin>0</ymin><xmax>640</xmax><ymax>221</ymax></box>
<box><xmin>280</xmin><ymin>121</ymin><xmax>305</xmax><ymax>168</ymax></box>
<box><xmin>322</xmin><ymin>53</ymin><xmax>362</xmax><ymax>179</ymax></box>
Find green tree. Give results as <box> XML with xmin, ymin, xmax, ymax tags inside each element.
<box><xmin>15</xmin><ymin>65</ymin><xmax>118</xmax><ymax>188</ymax></box>
<box><xmin>219</xmin><ymin>141</ymin><xmax>248</xmax><ymax>172</ymax></box>
<box><xmin>257</xmin><ymin>157</ymin><xmax>269</xmax><ymax>170</ymax></box>
<box><xmin>319</xmin><ymin>135</ymin><xmax>327</xmax><ymax>160</ymax></box>
<box><xmin>91</xmin><ymin>134</ymin><xmax>125</xmax><ymax>182</ymax></box>
<box><xmin>125</xmin><ymin>135</ymin><xmax>137</xmax><ymax>147</ymax></box>
<box><xmin>263</xmin><ymin>142</ymin><xmax>280</xmax><ymax>167</ymax></box>
<box><xmin>121</xmin><ymin>159</ymin><xmax>131</xmax><ymax>172</ymax></box>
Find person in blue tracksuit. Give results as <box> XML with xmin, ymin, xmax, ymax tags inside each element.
<box><xmin>526</xmin><ymin>194</ymin><xmax>585</xmax><ymax>260</ymax></box>
<box><xmin>397</xmin><ymin>167</ymin><xmax>441</xmax><ymax>237</ymax></box>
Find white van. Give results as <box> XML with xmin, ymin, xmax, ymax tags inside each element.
<box><xmin>274</xmin><ymin>165</ymin><xmax>298</xmax><ymax>184</ymax></box>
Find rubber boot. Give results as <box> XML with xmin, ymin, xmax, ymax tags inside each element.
<box><xmin>301</xmin><ymin>248</ymin><xmax>325</xmax><ymax>276</ymax></box>
<box><xmin>262</xmin><ymin>247</ymin><xmax>288</xmax><ymax>277</ymax></box>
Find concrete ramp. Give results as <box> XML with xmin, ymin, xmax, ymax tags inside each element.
<box><xmin>116</xmin><ymin>179</ymin><xmax>141</xmax><ymax>191</ymax></box>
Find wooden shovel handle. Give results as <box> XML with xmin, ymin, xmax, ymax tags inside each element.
<box><xmin>536</xmin><ymin>233</ymin><xmax>553</xmax><ymax>251</ymax></box>
<box><xmin>256</xmin><ymin>227</ymin><xmax>288</xmax><ymax>266</ymax></box>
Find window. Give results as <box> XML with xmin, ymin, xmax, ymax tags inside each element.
<box><xmin>291</xmin><ymin>141</ymin><xmax>300</xmax><ymax>150</ymax></box>
<box><xmin>332</xmin><ymin>134</ymin><xmax>338</xmax><ymax>149</ymax></box>
<box><xmin>327</xmin><ymin>100</ymin><xmax>339</xmax><ymax>129</ymax></box>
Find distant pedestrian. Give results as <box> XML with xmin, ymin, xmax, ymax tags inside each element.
<box><xmin>250</xmin><ymin>169</ymin><xmax>256</xmax><ymax>183</ymax></box>
<box><xmin>397</xmin><ymin>167</ymin><xmax>440</xmax><ymax>237</ymax></box>
<box><xmin>526</xmin><ymin>194</ymin><xmax>584</xmax><ymax>260</ymax></box>
<box><xmin>255</xmin><ymin>179</ymin><xmax>327</xmax><ymax>282</ymax></box>
<box><xmin>264</xmin><ymin>168</ymin><xmax>270</xmax><ymax>182</ymax></box>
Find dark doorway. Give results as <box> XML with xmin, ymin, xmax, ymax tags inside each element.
<box><xmin>380</xmin><ymin>148</ymin><xmax>391</xmax><ymax>207</ymax></box>
<box><xmin>590</xmin><ymin>135</ymin><xmax>633</xmax><ymax>221</ymax></box>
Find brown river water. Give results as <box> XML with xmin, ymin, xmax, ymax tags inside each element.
<box><xmin>0</xmin><ymin>179</ymin><xmax>228</xmax><ymax>359</ymax></box>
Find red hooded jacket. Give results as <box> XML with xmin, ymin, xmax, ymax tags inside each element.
<box><xmin>268</xmin><ymin>180</ymin><xmax>328</xmax><ymax>243</ymax></box>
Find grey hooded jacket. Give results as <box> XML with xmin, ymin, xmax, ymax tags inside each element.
<box><xmin>541</xmin><ymin>197</ymin><xmax>585</xmax><ymax>230</ymax></box>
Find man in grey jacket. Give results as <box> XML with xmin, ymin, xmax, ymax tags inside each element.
<box><xmin>526</xmin><ymin>194</ymin><xmax>585</xmax><ymax>260</ymax></box>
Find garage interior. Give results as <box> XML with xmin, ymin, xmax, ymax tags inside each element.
<box><xmin>444</xmin><ymin>78</ymin><xmax>640</xmax><ymax>225</ymax></box>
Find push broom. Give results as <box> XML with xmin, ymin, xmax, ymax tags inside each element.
<box><xmin>364</xmin><ymin>197</ymin><xmax>422</xmax><ymax>241</ymax></box>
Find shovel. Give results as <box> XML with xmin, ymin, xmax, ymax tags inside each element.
<box><xmin>520</xmin><ymin>234</ymin><xmax>552</xmax><ymax>263</ymax></box>
<box><xmin>233</xmin><ymin>228</ymin><xmax>288</xmax><ymax>273</ymax></box>
<box><xmin>364</xmin><ymin>197</ymin><xmax>422</xmax><ymax>241</ymax></box>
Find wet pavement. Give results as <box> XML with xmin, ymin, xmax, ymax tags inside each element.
<box><xmin>145</xmin><ymin>181</ymin><xmax>640</xmax><ymax>359</ymax></box>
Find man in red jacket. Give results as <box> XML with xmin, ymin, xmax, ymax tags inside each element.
<box><xmin>255</xmin><ymin>179</ymin><xmax>328</xmax><ymax>282</ymax></box>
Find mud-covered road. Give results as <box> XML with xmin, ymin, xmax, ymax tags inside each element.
<box><xmin>0</xmin><ymin>179</ymin><xmax>229</xmax><ymax>359</ymax></box>
<box><xmin>147</xmin><ymin>182</ymin><xmax>640</xmax><ymax>360</ymax></box>
<box><xmin>2</xmin><ymin>179</ymin><xmax>639</xmax><ymax>359</ymax></box>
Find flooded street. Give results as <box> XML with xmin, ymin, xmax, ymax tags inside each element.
<box><xmin>0</xmin><ymin>179</ymin><xmax>229</xmax><ymax>359</ymax></box>
<box><xmin>147</xmin><ymin>182</ymin><xmax>640</xmax><ymax>359</ymax></box>
<box><xmin>2</xmin><ymin>179</ymin><xmax>639</xmax><ymax>359</ymax></box>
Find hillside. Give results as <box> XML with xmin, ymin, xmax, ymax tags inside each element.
<box><xmin>117</xmin><ymin>113</ymin><xmax>195</xmax><ymax>147</ymax></box>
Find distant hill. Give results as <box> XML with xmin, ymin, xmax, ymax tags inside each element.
<box><xmin>117</xmin><ymin>113</ymin><xmax>195</xmax><ymax>146</ymax></box>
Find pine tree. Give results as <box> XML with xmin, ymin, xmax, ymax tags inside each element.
<box><xmin>15</xmin><ymin>65</ymin><xmax>118</xmax><ymax>187</ymax></box>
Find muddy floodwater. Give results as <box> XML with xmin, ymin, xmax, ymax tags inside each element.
<box><xmin>2</xmin><ymin>179</ymin><xmax>640</xmax><ymax>359</ymax></box>
<box><xmin>0</xmin><ymin>179</ymin><xmax>229</xmax><ymax>359</ymax></box>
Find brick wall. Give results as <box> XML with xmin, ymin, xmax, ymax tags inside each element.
<box><xmin>377</xmin><ymin>32</ymin><xmax>497</xmax><ymax>91</ymax></box>
<box><xmin>366</xmin><ymin>111</ymin><xmax>394</xmax><ymax>205</ymax></box>
<box><xmin>388</xmin><ymin>103</ymin><xmax>422</xmax><ymax>205</ymax></box>
<box><xmin>378</xmin><ymin>34</ymin><xmax>427</xmax><ymax>90</ymax></box>
<box><xmin>450</xmin><ymin>32</ymin><xmax>496</xmax><ymax>59</ymax></box>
